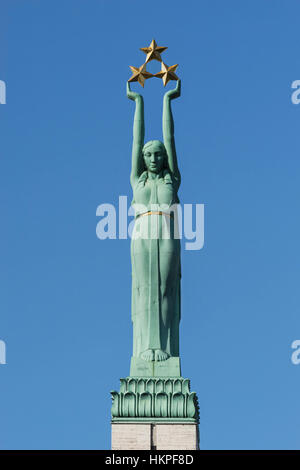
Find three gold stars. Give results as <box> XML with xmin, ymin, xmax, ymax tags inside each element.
<box><xmin>128</xmin><ymin>39</ymin><xmax>179</xmax><ymax>87</ymax></box>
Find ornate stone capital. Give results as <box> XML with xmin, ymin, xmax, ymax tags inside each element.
<box><xmin>111</xmin><ymin>377</ymin><xmax>199</xmax><ymax>422</ymax></box>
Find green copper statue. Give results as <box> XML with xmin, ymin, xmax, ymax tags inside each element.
<box><xmin>127</xmin><ymin>79</ymin><xmax>181</xmax><ymax>367</ymax></box>
<box><xmin>111</xmin><ymin>43</ymin><xmax>199</xmax><ymax>424</ymax></box>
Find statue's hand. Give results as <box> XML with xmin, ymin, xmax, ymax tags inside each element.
<box><xmin>127</xmin><ymin>82</ymin><xmax>142</xmax><ymax>101</ymax></box>
<box><xmin>164</xmin><ymin>79</ymin><xmax>181</xmax><ymax>100</ymax></box>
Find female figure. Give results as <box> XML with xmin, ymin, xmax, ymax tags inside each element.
<box><xmin>128</xmin><ymin>79</ymin><xmax>181</xmax><ymax>363</ymax></box>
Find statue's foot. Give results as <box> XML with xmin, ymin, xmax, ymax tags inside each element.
<box><xmin>141</xmin><ymin>349</ymin><xmax>154</xmax><ymax>362</ymax></box>
<box><xmin>155</xmin><ymin>349</ymin><xmax>169</xmax><ymax>362</ymax></box>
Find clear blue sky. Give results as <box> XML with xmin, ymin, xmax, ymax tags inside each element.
<box><xmin>1</xmin><ymin>0</ymin><xmax>300</xmax><ymax>450</ymax></box>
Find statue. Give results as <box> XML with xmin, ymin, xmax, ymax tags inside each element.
<box><xmin>111</xmin><ymin>41</ymin><xmax>199</xmax><ymax>426</ymax></box>
<box><xmin>127</xmin><ymin>79</ymin><xmax>182</xmax><ymax>365</ymax></box>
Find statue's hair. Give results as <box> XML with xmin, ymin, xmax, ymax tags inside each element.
<box><xmin>142</xmin><ymin>140</ymin><xmax>166</xmax><ymax>154</ymax></box>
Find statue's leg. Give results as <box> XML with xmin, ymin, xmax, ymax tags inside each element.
<box><xmin>132</xmin><ymin>237</ymin><xmax>158</xmax><ymax>361</ymax></box>
<box><xmin>158</xmin><ymin>238</ymin><xmax>180</xmax><ymax>359</ymax></box>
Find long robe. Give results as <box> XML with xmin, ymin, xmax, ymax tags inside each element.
<box><xmin>131</xmin><ymin>170</ymin><xmax>181</xmax><ymax>358</ymax></box>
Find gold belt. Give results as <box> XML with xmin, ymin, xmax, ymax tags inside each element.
<box><xmin>136</xmin><ymin>211</ymin><xmax>174</xmax><ymax>219</ymax></box>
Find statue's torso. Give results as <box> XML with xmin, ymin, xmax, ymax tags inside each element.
<box><xmin>131</xmin><ymin>171</ymin><xmax>180</xmax><ymax>245</ymax></box>
<box><xmin>132</xmin><ymin>171</ymin><xmax>179</xmax><ymax>215</ymax></box>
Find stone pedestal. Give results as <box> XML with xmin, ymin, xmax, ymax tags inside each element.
<box><xmin>111</xmin><ymin>422</ymin><xmax>199</xmax><ymax>450</ymax></box>
<box><xmin>111</xmin><ymin>423</ymin><xmax>151</xmax><ymax>450</ymax></box>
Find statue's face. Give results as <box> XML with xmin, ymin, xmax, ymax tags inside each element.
<box><xmin>143</xmin><ymin>141</ymin><xmax>166</xmax><ymax>174</ymax></box>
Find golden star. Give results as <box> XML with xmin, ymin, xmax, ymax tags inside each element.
<box><xmin>140</xmin><ymin>39</ymin><xmax>167</xmax><ymax>63</ymax></box>
<box><xmin>154</xmin><ymin>62</ymin><xmax>179</xmax><ymax>86</ymax></box>
<box><xmin>128</xmin><ymin>63</ymin><xmax>153</xmax><ymax>87</ymax></box>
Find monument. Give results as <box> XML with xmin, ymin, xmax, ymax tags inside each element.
<box><xmin>111</xmin><ymin>40</ymin><xmax>200</xmax><ymax>450</ymax></box>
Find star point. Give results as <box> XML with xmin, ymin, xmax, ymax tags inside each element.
<box><xmin>140</xmin><ymin>39</ymin><xmax>167</xmax><ymax>63</ymax></box>
<box><xmin>128</xmin><ymin>63</ymin><xmax>153</xmax><ymax>88</ymax></box>
<box><xmin>154</xmin><ymin>62</ymin><xmax>179</xmax><ymax>86</ymax></box>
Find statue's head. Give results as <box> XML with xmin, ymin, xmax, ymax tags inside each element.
<box><xmin>142</xmin><ymin>140</ymin><xmax>167</xmax><ymax>174</ymax></box>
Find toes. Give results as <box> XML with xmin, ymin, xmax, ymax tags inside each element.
<box><xmin>154</xmin><ymin>350</ymin><xmax>169</xmax><ymax>361</ymax></box>
<box><xmin>141</xmin><ymin>349</ymin><xmax>155</xmax><ymax>362</ymax></box>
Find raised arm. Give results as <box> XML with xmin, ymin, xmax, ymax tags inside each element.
<box><xmin>127</xmin><ymin>82</ymin><xmax>145</xmax><ymax>186</ymax></box>
<box><xmin>162</xmin><ymin>79</ymin><xmax>181</xmax><ymax>184</ymax></box>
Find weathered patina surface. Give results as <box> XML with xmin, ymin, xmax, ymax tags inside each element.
<box><xmin>128</xmin><ymin>80</ymin><xmax>182</xmax><ymax>373</ymax></box>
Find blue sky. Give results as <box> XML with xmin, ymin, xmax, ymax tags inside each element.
<box><xmin>1</xmin><ymin>0</ymin><xmax>300</xmax><ymax>450</ymax></box>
